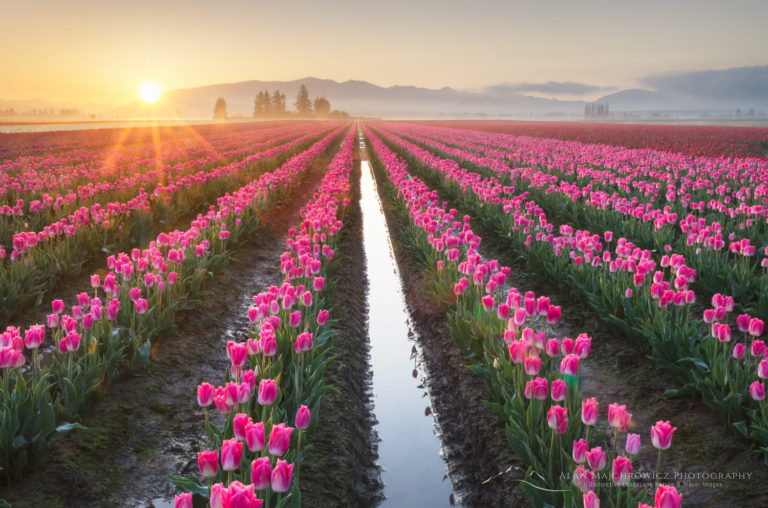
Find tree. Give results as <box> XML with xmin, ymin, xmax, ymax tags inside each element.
<box><xmin>253</xmin><ymin>91</ymin><xmax>269</xmax><ymax>117</ymax></box>
<box><xmin>272</xmin><ymin>90</ymin><xmax>286</xmax><ymax>116</ymax></box>
<box><xmin>213</xmin><ymin>97</ymin><xmax>228</xmax><ymax>120</ymax></box>
<box><xmin>294</xmin><ymin>85</ymin><xmax>312</xmax><ymax>116</ymax></box>
<box><xmin>313</xmin><ymin>97</ymin><xmax>331</xmax><ymax>117</ymax></box>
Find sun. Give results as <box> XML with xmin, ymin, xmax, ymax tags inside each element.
<box><xmin>138</xmin><ymin>80</ymin><xmax>162</xmax><ymax>104</ymax></box>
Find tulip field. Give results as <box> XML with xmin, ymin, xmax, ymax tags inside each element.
<box><xmin>2</xmin><ymin>120</ymin><xmax>768</xmax><ymax>507</ymax></box>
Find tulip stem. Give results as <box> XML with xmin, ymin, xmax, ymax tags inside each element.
<box><xmin>654</xmin><ymin>449</ymin><xmax>663</xmax><ymax>490</ymax></box>
<box><xmin>295</xmin><ymin>430</ymin><xmax>303</xmax><ymax>490</ymax></box>
<box><xmin>548</xmin><ymin>430</ymin><xmax>555</xmax><ymax>472</ymax></box>
<box><xmin>32</xmin><ymin>349</ymin><xmax>39</xmax><ymax>391</ymax></box>
<box><xmin>615</xmin><ymin>485</ymin><xmax>620</xmax><ymax>508</ymax></box>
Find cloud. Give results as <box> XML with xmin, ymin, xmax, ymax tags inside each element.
<box><xmin>641</xmin><ymin>65</ymin><xmax>768</xmax><ymax>99</ymax></box>
<box><xmin>485</xmin><ymin>81</ymin><xmax>616</xmax><ymax>96</ymax></box>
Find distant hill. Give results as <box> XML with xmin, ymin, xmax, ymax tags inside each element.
<box><xmin>114</xmin><ymin>77</ymin><xmax>587</xmax><ymax>119</ymax></box>
<box><xmin>4</xmin><ymin>66</ymin><xmax>767</xmax><ymax>120</ymax></box>
<box><xmin>596</xmin><ymin>66</ymin><xmax>768</xmax><ymax>112</ymax></box>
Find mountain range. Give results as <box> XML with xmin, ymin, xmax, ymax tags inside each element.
<box><xmin>3</xmin><ymin>66</ymin><xmax>767</xmax><ymax>119</ymax></box>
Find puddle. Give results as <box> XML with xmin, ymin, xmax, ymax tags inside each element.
<box><xmin>359</xmin><ymin>136</ymin><xmax>456</xmax><ymax>507</ymax></box>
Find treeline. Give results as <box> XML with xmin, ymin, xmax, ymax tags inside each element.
<box><xmin>212</xmin><ymin>83</ymin><xmax>350</xmax><ymax>120</ymax></box>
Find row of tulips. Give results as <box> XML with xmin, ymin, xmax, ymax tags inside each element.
<box><xmin>0</xmin><ymin>127</ymin><xmax>331</xmax><ymax>322</ymax></box>
<box><xmin>385</xmin><ymin>122</ymin><xmax>768</xmax><ymax>315</ymax></box>
<box><xmin>415</xmin><ymin>120</ymin><xmax>768</xmax><ymax>159</ymax></box>
<box><xmin>4</xmin><ymin>126</ymin><xmax>324</xmax><ymax>260</ymax></box>
<box><xmin>370</xmin><ymin>123</ymin><xmax>768</xmax><ymax>461</ymax></box>
<box><xmin>0</xmin><ymin>126</ymin><xmax>348</xmax><ymax>483</ymax></box>
<box><xmin>0</xmin><ymin>125</ymin><xmax>311</xmax><ymax>249</ymax></box>
<box><xmin>171</xmin><ymin>128</ymin><xmax>357</xmax><ymax>508</ymax></box>
<box><xmin>392</xmin><ymin>122</ymin><xmax>768</xmax><ymax>319</ymax></box>
<box><xmin>0</xmin><ymin>122</ymin><xmax>304</xmax><ymax>212</ymax></box>
<box><xmin>364</xmin><ymin>125</ymin><xmax>683</xmax><ymax>508</ymax></box>
<box><xmin>407</xmin><ymin>122</ymin><xmax>768</xmax><ymax>227</ymax></box>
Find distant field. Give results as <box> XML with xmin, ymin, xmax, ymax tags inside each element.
<box><xmin>417</xmin><ymin>119</ymin><xmax>768</xmax><ymax>158</ymax></box>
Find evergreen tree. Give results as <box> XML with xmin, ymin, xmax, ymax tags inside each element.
<box><xmin>294</xmin><ymin>85</ymin><xmax>312</xmax><ymax>116</ymax></box>
<box><xmin>272</xmin><ymin>90</ymin><xmax>284</xmax><ymax>116</ymax></box>
<box><xmin>213</xmin><ymin>97</ymin><xmax>228</xmax><ymax>120</ymax></box>
<box><xmin>313</xmin><ymin>97</ymin><xmax>331</xmax><ymax>117</ymax></box>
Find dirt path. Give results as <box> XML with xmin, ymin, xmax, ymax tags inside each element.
<box><xmin>367</xmin><ymin>150</ymin><xmax>530</xmax><ymax>507</ymax></box>
<box><xmin>0</xmin><ymin>140</ymin><xmax>380</xmax><ymax>507</ymax></box>
<box><xmin>412</xmin><ymin>166</ymin><xmax>768</xmax><ymax>507</ymax></box>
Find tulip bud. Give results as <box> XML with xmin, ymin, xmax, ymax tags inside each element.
<box><xmin>625</xmin><ymin>433</ymin><xmax>641</xmax><ymax>455</ymax></box>
<box><xmin>650</xmin><ymin>420</ymin><xmax>677</xmax><ymax>450</ymax></box>
<box><xmin>295</xmin><ymin>405</ymin><xmax>311</xmax><ymax>430</ymax></box>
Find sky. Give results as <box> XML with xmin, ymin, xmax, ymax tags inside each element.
<box><xmin>1</xmin><ymin>0</ymin><xmax>767</xmax><ymax>105</ymax></box>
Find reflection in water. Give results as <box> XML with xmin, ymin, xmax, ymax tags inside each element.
<box><xmin>359</xmin><ymin>139</ymin><xmax>455</xmax><ymax>507</ymax></box>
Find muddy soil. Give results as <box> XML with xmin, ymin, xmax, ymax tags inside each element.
<box><xmin>0</xmin><ymin>137</ymin><xmax>379</xmax><ymax>507</ymax></box>
<box><xmin>409</xmin><ymin>165</ymin><xmax>768</xmax><ymax>507</ymax></box>
<box><xmin>367</xmin><ymin>150</ymin><xmax>530</xmax><ymax>507</ymax></box>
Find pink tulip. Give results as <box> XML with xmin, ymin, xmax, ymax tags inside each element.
<box><xmin>750</xmin><ymin>318</ymin><xmax>764</xmax><ymax>337</ymax></box>
<box><xmin>135</xmin><ymin>298</ymin><xmax>148</xmax><ymax>315</ymax></box>
<box><xmin>551</xmin><ymin>379</ymin><xmax>567</xmax><ymax>402</ymax></box>
<box><xmin>198</xmin><ymin>450</ymin><xmax>218</xmax><ymax>478</ymax></box>
<box><xmin>572</xmin><ymin>465</ymin><xmax>595</xmax><ymax>493</ymax></box>
<box><xmin>233</xmin><ymin>413</ymin><xmax>251</xmax><ymax>441</ymax></box>
<box><xmin>313</xmin><ymin>276</ymin><xmax>325</xmax><ymax>292</ymax></box>
<box><xmin>24</xmin><ymin>325</ymin><xmax>45</xmax><ymax>349</ymax></box>
<box><xmin>732</xmin><ymin>343</ymin><xmax>746</xmax><ymax>359</ymax></box>
<box><xmin>317</xmin><ymin>309</ymin><xmax>329</xmax><ymax>325</ymax></box>
<box><xmin>524</xmin><ymin>356</ymin><xmax>541</xmax><ymax>376</ymax></box>
<box><xmin>545</xmin><ymin>338</ymin><xmax>559</xmax><ymax>357</ymax></box>
<box><xmin>482</xmin><ymin>295</ymin><xmax>495</xmax><ymax>311</ymax></box>
<box><xmin>737</xmin><ymin>313</ymin><xmax>752</xmax><ymax>332</ymax></box>
<box><xmin>547</xmin><ymin>405</ymin><xmax>568</xmax><ymax>434</ymax></box>
<box><xmin>586</xmin><ymin>446</ymin><xmax>607</xmax><ymax>471</ymax></box>
<box><xmin>174</xmin><ymin>493</ymin><xmax>193</xmax><ymax>508</ymax></box>
<box><xmin>626</xmin><ymin>433</ymin><xmax>641</xmax><ymax>455</ymax></box>
<box><xmin>560</xmin><ymin>354</ymin><xmax>580</xmax><ymax>376</ymax></box>
<box><xmin>758</xmin><ymin>359</ymin><xmax>768</xmax><ymax>379</ymax></box>
<box><xmin>750</xmin><ymin>381</ymin><xmax>765</xmax><ymax>401</ymax></box>
<box><xmin>655</xmin><ymin>484</ymin><xmax>683</xmax><ymax>508</ymax></box>
<box><xmin>611</xmin><ymin>455</ymin><xmax>633</xmax><ymax>486</ymax></box>
<box><xmin>52</xmin><ymin>299</ymin><xmax>64</xmax><ymax>314</ymax></box>
<box><xmin>261</xmin><ymin>333</ymin><xmax>277</xmax><ymax>357</ymax></box>
<box><xmin>295</xmin><ymin>405</ymin><xmax>311</xmax><ymax>430</ymax></box>
<box><xmin>572</xmin><ymin>438</ymin><xmax>589</xmax><ymax>464</ymax></box>
<box><xmin>268</xmin><ymin>423</ymin><xmax>294</xmax><ymax>456</ymax></box>
<box><xmin>46</xmin><ymin>313</ymin><xmax>59</xmax><ymax>328</ymax></box>
<box><xmin>257</xmin><ymin>379</ymin><xmax>278</xmax><ymax>406</ymax></box>
<box><xmin>530</xmin><ymin>377</ymin><xmax>548</xmax><ymax>400</ymax></box>
<box><xmin>294</xmin><ymin>331</ymin><xmax>313</xmax><ymax>354</ymax></box>
<box><xmin>271</xmin><ymin>459</ymin><xmax>294</xmax><ymax>493</ymax></box>
<box><xmin>229</xmin><ymin>341</ymin><xmax>248</xmax><ymax>368</ymax></box>
<box><xmin>574</xmin><ymin>336</ymin><xmax>591</xmax><ymax>358</ymax></box>
<box><xmin>752</xmin><ymin>340</ymin><xmax>766</xmax><ymax>357</ymax></box>
<box><xmin>211</xmin><ymin>483</ymin><xmax>225</xmax><ymax>508</ymax></box>
<box><xmin>220</xmin><ymin>438</ymin><xmax>242</xmax><ymax>471</ymax></box>
<box><xmin>608</xmin><ymin>403</ymin><xmax>632</xmax><ymax>432</ymax></box>
<box><xmin>197</xmin><ymin>382</ymin><xmax>214</xmax><ymax>407</ymax></box>
<box><xmin>289</xmin><ymin>310</ymin><xmax>302</xmax><ymax>328</ymax></box>
<box><xmin>583</xmin><ymin>490</ymin><xmax>600</xmax><ymax>508</ymax></box>
<box><xmin>581</xmin><ymin>397</ymin><xmax>599</xmax><ymax>426</ymax></box>
<box><xmin>245</xmin><ymin>421</ymin><xmax>266</xmax><ymax>452</ymax></box>
<box><xmin>251</xmin><ymin>456</ymin><xmax>271</xmax><ymax>490</ymax></box>
<box><xmin>650</xmin><ymin>420</ymin><xmax>677</xmax><ymax>450</ymax></box>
